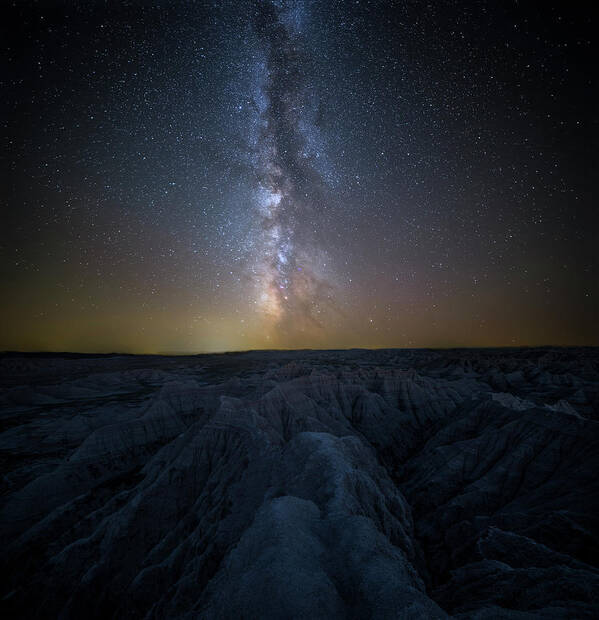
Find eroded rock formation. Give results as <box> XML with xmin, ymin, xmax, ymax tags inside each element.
<box><xmin>1</xmin><ymin>348</ymin><xmax>598</xmax><ymax>618</ymax></box>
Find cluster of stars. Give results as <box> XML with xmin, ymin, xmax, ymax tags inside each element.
<box><xmin>0</xmin><ymin>0</ymin><xmax>596</xmax><ymax>352</ymax></box>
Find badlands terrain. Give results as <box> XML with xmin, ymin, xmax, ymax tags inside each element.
<box><xmin>1</xmin><ymin>348</ymin><xmax>598</xmax><ymax>618</ymax></box>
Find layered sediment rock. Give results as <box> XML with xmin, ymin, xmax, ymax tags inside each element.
<box><xmin>1</xmin><ymin>348</ymin><xmax>598</xmax><ymax>618</ymax></box>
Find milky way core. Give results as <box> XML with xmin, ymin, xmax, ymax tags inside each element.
<box><xmin>247</xmin><ymin>2</ymin><xmax>339</xmax><ymax>341</ymax></box>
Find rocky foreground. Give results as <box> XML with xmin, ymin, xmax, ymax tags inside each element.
<box><xmin>1</xmin><ymin>348</ymin><xmax>598</xmax><ymax>618</ymax></box>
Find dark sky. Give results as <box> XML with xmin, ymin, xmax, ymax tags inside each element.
<box><xmin>1</xmin><ymin>0</ymin><xmax>597</xmax><ymax>353</ymax></box>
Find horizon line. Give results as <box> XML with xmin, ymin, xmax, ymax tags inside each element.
<box><xmin>1</xmin><ymin>344</ymin><xmax>598</xmax><ymax>357</ymax></box>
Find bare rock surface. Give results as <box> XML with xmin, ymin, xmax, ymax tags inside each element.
<box><xmin>1</xmin><ymin>348</ymin><xmax>598</xmax><ymax>618</ymax></box>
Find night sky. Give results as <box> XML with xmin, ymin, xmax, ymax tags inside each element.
<box><xmin>2</xmin><ymin>1</ymin><xmax>597</xmax><ymax>353</ymax></box>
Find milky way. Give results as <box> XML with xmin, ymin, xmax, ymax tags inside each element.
<box><xmin>247</xmin><ymin>1</ymin><xmax>337</xmax><ymax>337</ymax></box>
<box><xmin>1</xmin><ymin>0</ymin><xmax>597</xmax><ymax>352</ymax></box>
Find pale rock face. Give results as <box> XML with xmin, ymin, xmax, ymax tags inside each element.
<box><xmin>1</xmin><ymin>348</ymin><xmax>598</xmax><ymax>618</ymax></box>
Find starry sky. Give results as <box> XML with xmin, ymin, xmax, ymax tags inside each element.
<box><xmin>1</xmin><ymin>1</ymin><xmax>597</xmax><ymax>353</ymax></box>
